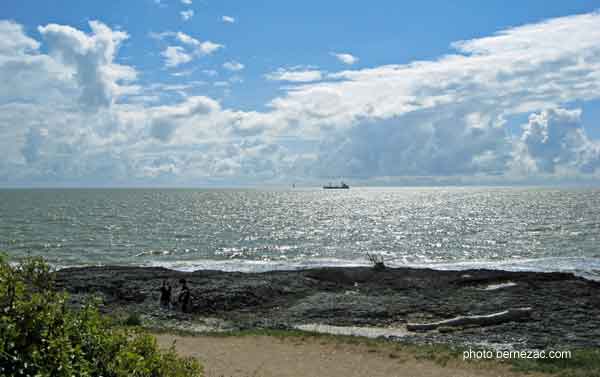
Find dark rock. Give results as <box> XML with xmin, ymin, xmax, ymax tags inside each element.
<box><xmin>55</xmin><ymin>266</ymin><xmax>600</xmax><ymax>349</ymax></box>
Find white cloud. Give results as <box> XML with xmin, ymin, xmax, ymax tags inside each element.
<box><xmin>174</xmin><ymin>31</ymin><xmax>197</xmax><ymax>45</ymax></box>
<box><xmin>229</xmin><ymin>75</ymin><xmax>243</xmax><ymax>84</ymax></box>
<box><xmin>152</xmin><ymin>31</ymin><xmax>223</xmax><ymax>68</ymax></box>
<box><xmin>202</xmin><ymin>69</ymin><xmax>218</xmax><ymax>76</ymax></box>
<box><xmin>222</xmin><ymin>16</ymin><xmax>235</xmax><ymax>23</ymax></box>
<box><xmin>4</xmin><ymin>12</ymin><xmax>600</xmax><ymax>185</ymax></box>
<box><xmin>175</xmin><ymin>32</ymin><xmax>223</xmax><ymax>54</ymax></box>
<box><xmin>149</xmin><ymin>96</ymin><xmax>220</xmax><ymax>142</ymax></box>
<box><xmin>148</xmin><ymin>82</ymin><xmax>204</xmax><ymax>92</ymax></box>
<box><xmin>223</xmin><ymin>61</ymin><xmax>244</xmax><ymax>71</ymax></box>
<box><xmin>264</xmin><ymin>12</ymin><xmax>600</xmax><ymax>178</ymax></box>
<box><xmin>171</xmin><ymin>68</ymin><xmax>195</xmax><ymax>77</ymax></box>
<box><xmin>265</xmin><ymin>68</ymin><xmax>323</xmax><ymax>82</ymax></box>
<box><xmin>0</xmin><ymin>20</ymin><xmax>40</xmax><ymax>54</ymax></box>
<box><xmin>511</xmin><ymin>108</ymin><xmax>600</xmax><ymax>174</ymax></box>
<box><xmin>161</xmin><ymin>46</ymin><xmax>192</xmax><ymax>68</ymax></box>
<box><xmin>331</xmin><ymin>52</ymin><xmax>358</xmax><ymax>65</ymax></box>
<box><xmin>181</xmin><ymin>0</ymin><xmax>192</xmax><ymax>4</ymax></box>
<box><xmin>38</xmin><ymin>20</ymin><xmax>137</xmax><ymax>110</ymax></box>
<box><xmin>180</xmin><ymin>10</ymin><xmax>194</xmax><ymax>21</ymax></box>
<box><xmin>272</xmin><ymin>12</ymin><xmax>600</xmax><ymax>132</ymax></box>
<box><xmin>0</xmin><ymin>20</ymin><xmax>147</xmax><ymax>184</ymax></box>
<box><xmin>21</xmin><ymin>127</ymin><xmax>48</xmax><ymax>164</ymax></box>
<box><xmin>197</xmin><ymin>40</ymin><xmax>223</xmax><ymax>55</ymax></box>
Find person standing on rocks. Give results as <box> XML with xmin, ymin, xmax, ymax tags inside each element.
<box><xmin>159</xmin><ymin>280</ymin><xmax>172</xmax><ymax>309</ymax></box>
<box><xmin>177</xmin><ymin>278</ymin><xmax>191</xmax><ymax>313</ymax></box>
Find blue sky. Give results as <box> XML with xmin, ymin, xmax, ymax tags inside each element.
<box><xmin>2</xmin><ymin>1</ymin><xmax>600</xmax><ymax>186</ymax></box>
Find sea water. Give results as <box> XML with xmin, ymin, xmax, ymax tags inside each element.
<box><xmin>1</xmin><ymin>187</ymin><xmax>599</xmax><ymax>279</ymax></box>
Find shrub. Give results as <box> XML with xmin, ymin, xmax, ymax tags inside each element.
<box><xmin>0</xmin><ymin>254</ymin><xmax>202</xmax><ymax>377</ymax></box>
<box><xmin>124</xmin><ymin>312</ymin><xmax>143</xmax><ymax>327</ymax></box>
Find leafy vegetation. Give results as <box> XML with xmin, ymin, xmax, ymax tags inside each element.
<box><xmin>124</xmin><ymin>311</ymin><xmax>143</xmax><ymax>327</ymax></box>
<box><xmin>0</xmin><ymin>254</ymin><xmax>202</xmax><ymax>377</ymax></box>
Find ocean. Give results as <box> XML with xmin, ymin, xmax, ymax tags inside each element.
<box><xmin>1</xmin><ymin>187</ymin><xmax>599</xmax><ymax>279</ymax></box>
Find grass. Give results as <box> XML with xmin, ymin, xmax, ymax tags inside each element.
<box><xmin>147</xmin><ymin>326</ymin><xmax>600</xmax><ymax>376</ymax></box>
<box><xmin>510</xmin><ymin>348</ymin><xmax>600</xmax><ymax>377</ymax></box>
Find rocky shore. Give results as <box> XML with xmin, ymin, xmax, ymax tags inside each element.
<box><xmin>55</xmin><ymin>266</ymin><xmax>600</xmax><ymax>350</ymax></box>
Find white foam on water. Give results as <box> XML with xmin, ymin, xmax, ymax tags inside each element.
<box><xmin>138</xmin><ymin>256</ymin><xmax>600</xmax><ymax>281</ymax></box>
<box><xmin>144</xmin><ymin>258</ymin><xmax>371</xmax><ymax>273</ymax></box>
<box><xmin>398</xmin><ymin>256</ymin><xmax>600</xmax><ymax>281</ymax></box>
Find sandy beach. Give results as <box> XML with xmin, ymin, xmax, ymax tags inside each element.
<box><xmin>155</xmin><ymin>333</ymin><xmax>551</xmax><ymax>377</ymax></box>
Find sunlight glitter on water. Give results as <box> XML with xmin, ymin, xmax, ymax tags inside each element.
<box><xmin>1</xmin><ymin>187</ymin><xmax>599</xmax><ymax>279</ymax></box>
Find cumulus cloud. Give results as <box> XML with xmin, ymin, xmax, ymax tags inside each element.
<box><xmin>0</xmin><ymin>20</ymin><xmax>40</xmax><ymax>54</ymax></box>
<box><xmin>223</xmin><ymin>61</ymin><xmax>244</xmax><ymax>71</ymax></box>
<box><xmin>265</xmin><ymin>68</ymin><xmax>323</xmax><ymax>82</ymax></box>
<box><xmin>262</xmin><ymin>12</ymin><xmax>600</xmax><ymax>181</ymax></box>
<box><xmin>38</xmin><ymin>21</ymin><xmax>137</xmax><ymax>110</ymax></box>
<box><xmin>312</xmin><ymin>108</ymin><xmax>510</xmax><ymax>178</ymax></box>
<box><xmin>21</xmin><ymin>127</ymin><xmax>48</xmax><ymax>164</ymax></box>
<box><xmin>331</xmin><ymin>52</ymin><xmax>358</xmax><ymax>65</ymax></box>
<box><xmin>4</xmin><ymin>12</ymin><xmax>600</xmax><ymax>185</ymax></box>
<box><xmin>180</xmin><ymin>10</ymin><xmax>194</xmax><ymax>21</ymax></box>
<box><xmin>0</xmin><ymin>21</ymin><xmax>65</xmax><ymax>108</ymax></box>
<box><xmin>149</xmin><ymin>96</ymin><xmax>220</xmax><ymax>142</ymax></box>
<box><xmin>511</xmin><ymin>108</ymin><xmax>600</xmax><ymax>174</ymax></box>
<box><xmin>222</xmin><ymin>16</ymin><xmax>235</xmax><ymax>23</ymax></box>
<box><xmin>181</xmin><ymin>0</ymin><xmax>192</xmax><ymax>4</ymax></box>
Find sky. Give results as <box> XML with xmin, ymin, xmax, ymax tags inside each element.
<box><xmin>2</xmin><ymin>0</ymin><xmax>600</xmax><ymax>186</ymax></box>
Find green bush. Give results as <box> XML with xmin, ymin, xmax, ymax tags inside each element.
<box><xmin>124</xmin><ymin>312</ymin><xmax>143</xmax><ymax>327</ymax></box>
<box><xmin>0</xmin><ymin>254</ymin><xmax>202</xmax><ymax>377</ymax></box>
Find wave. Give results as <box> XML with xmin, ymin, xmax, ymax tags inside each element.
<box><xmin>136</xmin><ymin>256</ymin><xmax>600</xmax><ymax>281</ymax></box>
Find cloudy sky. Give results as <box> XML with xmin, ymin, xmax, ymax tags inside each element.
<box><xmin>2</xmin><ymin>0</ymin><xmax>600</xmax><ymax>186</ymax></box>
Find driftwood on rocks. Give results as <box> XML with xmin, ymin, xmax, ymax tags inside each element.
<box><xmin>406</xmin><ymin>307</ymin><xmax>533</xmax><ymax>332</ymax></box>
<box><xmin>366</xmin><ymin>253</ymin><xmax>386</xmax><ymax>271</ymax></box>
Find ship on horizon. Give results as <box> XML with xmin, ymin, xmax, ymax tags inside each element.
<box><xmin>323</xmin><ymin>181</ymin><xmax>350</xmax><ymax>189</ymax></box>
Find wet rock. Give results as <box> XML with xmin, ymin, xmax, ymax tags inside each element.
<box><xmin>55</xmin><ymin>266</ymin><xmax>600</xmax><ymax>349</ymax></box>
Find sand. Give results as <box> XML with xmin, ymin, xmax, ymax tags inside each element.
<box><xmin>155</xmin><ymin>334</ymin><xmax>550</xmax><ymax>377</ymax></box>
